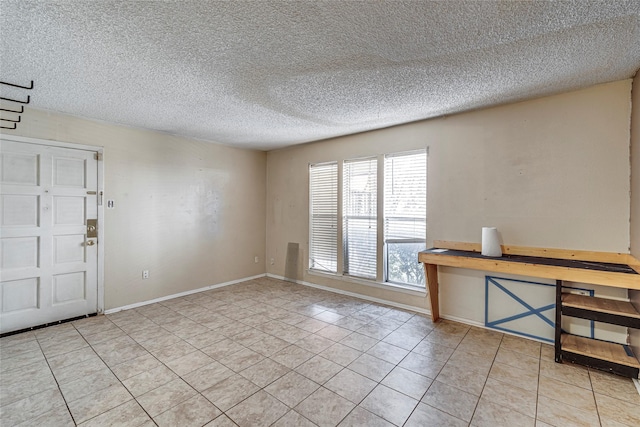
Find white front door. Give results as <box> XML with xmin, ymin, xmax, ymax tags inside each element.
<box><xmin>0</xmin><ymin>139</ymin><xmax>99</xmax><ymax>334</ymax></box>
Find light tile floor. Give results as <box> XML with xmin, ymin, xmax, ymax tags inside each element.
<box><xmin>1</xmin><ymin>277</ymin><xmax>639</xmax><ymax>426</ymax></box>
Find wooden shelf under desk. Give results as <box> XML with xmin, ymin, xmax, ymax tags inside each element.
<box><xmin>560</xmin><ymin>333</ymin><xmax>640</xmax><ymax>377</ymax></box>
<box><xmin>561</xmin><ymin>294</ymin><xmax>640</xmax><ymax>328</ymax></box>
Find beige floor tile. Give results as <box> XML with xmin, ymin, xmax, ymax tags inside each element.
<box><xmin>295</xmin><ymin>387</ymin><xmax>355</xmax><ymax>427</ymax></box>
<box><xmin>337</xmin><ymin>406</ymin><xmax>394</xmax><ymax>427</ymax></box>
<box><xmin>399</xmin><ymin>351</ymin><xmax>447</xmax><ymax>379</ymax></box>
<box><xmin>15</xmin><ymin>403</ymin><xmax>74</xmax><ymax>427</ymax></box>
<box><xmin>411</xmin><ymin>338</ymin><xmax>455</xmax><ymax>362</ymax></box>
<box><xmin>347</xmin><ymin>353</ymin><xmax>394</xmax><ymax>382</ymax></box>
<box><xmin>0</xmin><ymin>388</ymin><xmax>66</xmax><ymax>426</ymax></box>
<box><xmin>67</xmin><ymin>383</ymin><xmax>133</xmax><ymax>424</ymax></box>
<box><xmin>273</xmin><ymin>410</ymin><xmax>318</xmax><ymax>427</ymax></box>
<box><xmin>494</xmin><ymin>346</ymin><xmax>540</xmax><ymax>373</ymax></box>
<box><xmin>92</xmin><ymin>336</ymin><xmax>149</xmax><ymax>367</ymax></box>
<box><xmin>78</xmin><ymin>400</ymin><xmax>151</xmax><ymax>427</ymax></box>
<box><xmin>204</xmin><ymin>414</ymin><xmax>238</xmax><ymax>427</ymax></box>
<box><xmin>154</xmin><ymin>394</ymin><xmax>221</xmax><ymax>427</ymax></box>
<box><xmin>538</xmin><ymin>375</ymin><xmax>597</xmax><ymax>413</ymax></box>
<box><xmin>500</xmin><ymin>334</ymin><xmax>541</xmax><ymax>358</ymax></box>
<box><xmin>381</xmin><ymin>366</ymin><xmax>432</xmax><ymax>400</ymax></box>
<box><xmin>123</xmin><ymin>365</ymin><xmax>178</xmax><ymax>397</ymax></box>
<box><xmin>536</xmin><ymin>395</ymin><xmax>600</xmax><ymax>427</ymax></box>
<box><xmin>201</xmin><ymin>373</ymin><xmax>260</xmax><ymax>411</ymax></box>
<box><xmin>201</xmin><ymin>338</ymin><xmax>245</xmax><ymax>360</ymax></box>
<box><xmin>595</xmin><ymin>392</ymin><xmax>640</xmax><ymax>427</ymax></box>
<box><xmin>481</xmin><ymin>377</ymin><xmax>537</xmax><ymax>418</ymax></box>
<box><xmin>164</xmin><ymin>349</ymin><xmax>214</xmax><ymax>376</ymax></box>
<box><xmin>239</xmin><ymin>358</ymin><xmax>290</xmax><ymax>387</ymax></box>
<box><xmin>382</xmin><ymin>330</ymin><xmax>423</xmax><ymax>351</ymax></box>
<box><xmin>366</xmin><ymin>341</ymin><xmax>409</xmax><ymax>364</ymax></box>
<box><xmin>52</xmin><ymin>354</ymin><xmax>109</xmax><ymax>384</ymax></box>
<box><xmin>436</xmin><ymin>362</ymin><xmax>490</xmax><ymax>396</ymax></box>
<box><xmin>182</xmin><ymin>360</ymin><xmax>234</xmax><ymax>391</ymax></box>
<box><xmin>360</xmin><ymin>384</ymin><xmax>418</xmax><ymax>426</ymax></box>
<box><xmin>423</xmin><ymin>328</ymin><xmax>467</xmax><ymax>348</ymax></box>
<box><xmin>60</xmin><ymin>368</ymin><xmax>120</xmax><ymax>402</ymax></box>
<box><xmin>488</xmin><ymin>361</ymin><xmax>538</xmax><ymax>392</ymax></box>
<box><xmin>265</xmin><ymin>371</ymin><xmax>321</xmax><ymax>407</ymax></box>
<box><xmin>471</xmin><ymin>397</ymin><xmax>535</xmax><ymax>427</ymax></box>
<box><xmin>339</xmin><ymin>332</ymin><xmax>378</xmax><ymax>352</ymax></box>
<box><xmin>356</xmin><ymin>323</ymin><xmax>394</xmax><ymax>340</ymax></box>
<box><xmin>295</xmin><ymin>355</ymin><xmax>343</xmax><ymax>384</ymax></box>
<box><xmin>324</xmin><ymin>368</ymin><xmax>377</xmax><ymax>404</ymax></box>
<box><xmin>317</xmin><ymin>325</ymin><xmax>353</xmax><ymax>342</ymax></box>
<box><xmin>540</xmin><ymin>343</ymin><xmax>555</xmax><ymax>361</ymax></box>
<box><xmin>296</xmin><ymin>334</ymin><xmax>336</xmax><ymax>354</ymax></box>
<box><xmin>135</xmin><ymin>378</ymin><xmax>196</xmax><ymax>417</ymax></box>
<box><xmin>539</xmin><ymin>359</ymin><xmax>591</xmax><ymax>390</ymax></box>
<box><xmin>297</xmin><ymin>318</ymin><xmax>331</xmax><ymax>333</ymax></box>
<box><xmin>421</xmin><ymin>380</ymin><xmax>479</xmax><ymax>422</ymax></box>
<box><xmin>47</xmin><ymin>346</ymin><xmax>101</xmax><ymax>372</ymax></box>
<box><xmin>232</xmin><ymin>328</ymin><xmax>270</xmax><ymax>347</ymax></box>
<box><xmin>110</xmin><ymin>353</ymin><xmax>162</xmax><ymax>381</ymax></box>
<box><xmin>447</xmin><ymin>348</ymin><xmax>495</xmax><ymax>370</ymax></box>
<box><xmin>82</xmin><ymin>328</ymin><xmax>127</xmax><ymax>346</ymax></box>
<box><xmin>149</xmin><ymin>340</ymin><xmax>197</xmax><ymax>364</ymax></box>
<box><xmin>220</xmin><ymin>347</ymin><xmax>265</xmax><ymax>372</ymax></box>
<box><xmin>405</xmin><ymin>402</ymin><xmax>467</xmax><ymax>427</ymax></box>
<box><xmin>5</xmin><ymin>279</ymin><xmax>640</xmax><ymax>427</ymax></box>
<box><xmin>0</xmin><ymin>349</ymin><xmax>45</xmax><ymax>375</ymax></box>
<box><xmin>589</xmin><ymin>369</ymin><xmax>640</xmax><ymax>404</ymax></box>
<box><xmin>320</xmin><ymin>343</ymin><xmax>362</xmax><ymax>367</ymax></box>
<box><xmin>184</xmin><ymin>330</ymin><xmax>226</xmax><ymax>349</ymax></box>
<box><xmin>272</xmin><ymin>344</ymin><xmax>315</xmax><ymax>368</ymax></box>
<box><xmin>227</xmin><ymin>390</ymin><xmax>289</xmax><ymax>426</ymax></box>
<box><xmin>248</xmin><ymin>335</ymin><xmax>290</xmax><ymax>357</ymax></box>
<box><xmin>0</xmin><ymin>360</ymin><xmax>58</xmax><ymax>406</ymax></box>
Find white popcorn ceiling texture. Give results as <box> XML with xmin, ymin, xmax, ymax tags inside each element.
<box><xmin>1</xmin><ymin>1</ymin><xmax>639</xmax><ymax>150</ymax></box>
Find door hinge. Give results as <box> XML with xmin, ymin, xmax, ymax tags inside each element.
<box><xmin>94</xmin><ymin>152</ymin><xmax>103</xmax><ymax>161</ymax></box>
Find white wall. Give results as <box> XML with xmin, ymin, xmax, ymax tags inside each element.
<box><xmin>266</xmin><ymin>80</ymin><xmax>633</xmax><ymax>328</ymax></box>
<box><xmin>2</xmin><ymin>109</ymin><xmax>267</xmax><ymax>310</ymax></box>
<box><xmin>629</xmin><ymin>72</ymin><xmax>640</xmax><ymax>359</ymax></box>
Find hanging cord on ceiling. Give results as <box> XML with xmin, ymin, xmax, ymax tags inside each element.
<box><xmin>0</xmin><ymin>80</ymin><xmax>33</xmax><ymax>130</ymax></box>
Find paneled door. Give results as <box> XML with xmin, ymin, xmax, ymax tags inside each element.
<box><xmin>0</xmin><ymin>140</ymin><xmax>99</xmax><ymax>334</ymax></box>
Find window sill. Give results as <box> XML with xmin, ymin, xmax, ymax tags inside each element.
<box><xmin>306</xmin><ymin>269</ymin><xmax>427</xmax><ymax>297</ymax></box>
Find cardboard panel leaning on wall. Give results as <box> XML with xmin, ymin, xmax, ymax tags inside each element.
<box><xmin>266</xmin><ymin>80</ymin><xmax>632</xmax><ymax>324</ymax></box>
<box><xmin>2</xmin><ymin>108</ymin><xmax>267</xmax><ymax>310</ymax></box>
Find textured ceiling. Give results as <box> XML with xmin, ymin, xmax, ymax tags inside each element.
<box><xmin>1</xmin><ymin>1</ymin><xmax>640</xmax><ymax>150</ymax></box>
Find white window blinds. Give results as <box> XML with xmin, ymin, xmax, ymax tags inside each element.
<box><xmin>309</xmin><ymin>162</ymin><xmax>338</xmax><ymax>273</ymax></box>
<box><xmin>343</xmin><ymin>158</ymin><xmax>377</xmax><ymax>279</ymax></box>
<box><xmin>384</xmin><ymin>150</ymin><xmax>427</xmax><ymax>286</ymax></box>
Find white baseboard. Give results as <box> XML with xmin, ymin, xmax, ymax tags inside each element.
<box><xmin>266</xmin><ymin>273</ymin><xmax>431</xmax><ymax>316</ymax></box>
<box><xmin>104</xmin><ymin>273</ymin><xmax>266</xmax><ymax>314</ymax></box>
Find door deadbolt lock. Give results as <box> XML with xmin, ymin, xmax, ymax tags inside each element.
<box><xmin>87</xmin><ymin>219</ymin><xmax>98</xmax><ymax>238</ymax></box>
<box><xmin>86</xmin><ymin>240</ymin><xmax>95</xmax><ymax>246</ymax></box>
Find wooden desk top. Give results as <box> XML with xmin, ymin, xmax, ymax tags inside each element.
<box><xmin>419</xmin><ymin>243</ymin><xmax>640</xmax><ymax>290</ymax></box>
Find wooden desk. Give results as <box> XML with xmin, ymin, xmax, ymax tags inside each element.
<box><xmin>418</xmin><ymin>241</ymin><xmax>640</xmax><ymax>322</ymax></box>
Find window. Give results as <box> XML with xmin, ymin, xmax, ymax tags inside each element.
<box><xmin>309</xmin><ymin>149</ymin><xmax>427</xmax><ymax>289</ymax></box>
<box><xmin>343</xmin><ymin>158</ymin><xmax>377</xmax><ymax>279</ymax></box>
<box><xmin>384</xmin><ymin>151</ymin><xmax>427</xmax><ymax>286</ymax></box>
<box><xmin>309</xmin><ymin>162</ymin><xmax>338</xmax><ymax>273</ymax></box>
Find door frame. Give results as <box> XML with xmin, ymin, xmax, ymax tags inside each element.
<box><xmin>1</xmin><ymin>134</ymin><xmax>105</xmax><ymax>315</ymax></box>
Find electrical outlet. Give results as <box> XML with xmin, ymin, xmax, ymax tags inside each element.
<box><xmin>254</xmin><ymin>256</ymin><xmax>259</xmax><ymax>263</ymax></box>
<box><xmin>142</xmin><ymin>270</ymin><xmax>149</xmax><ymax>279</ymax></box>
